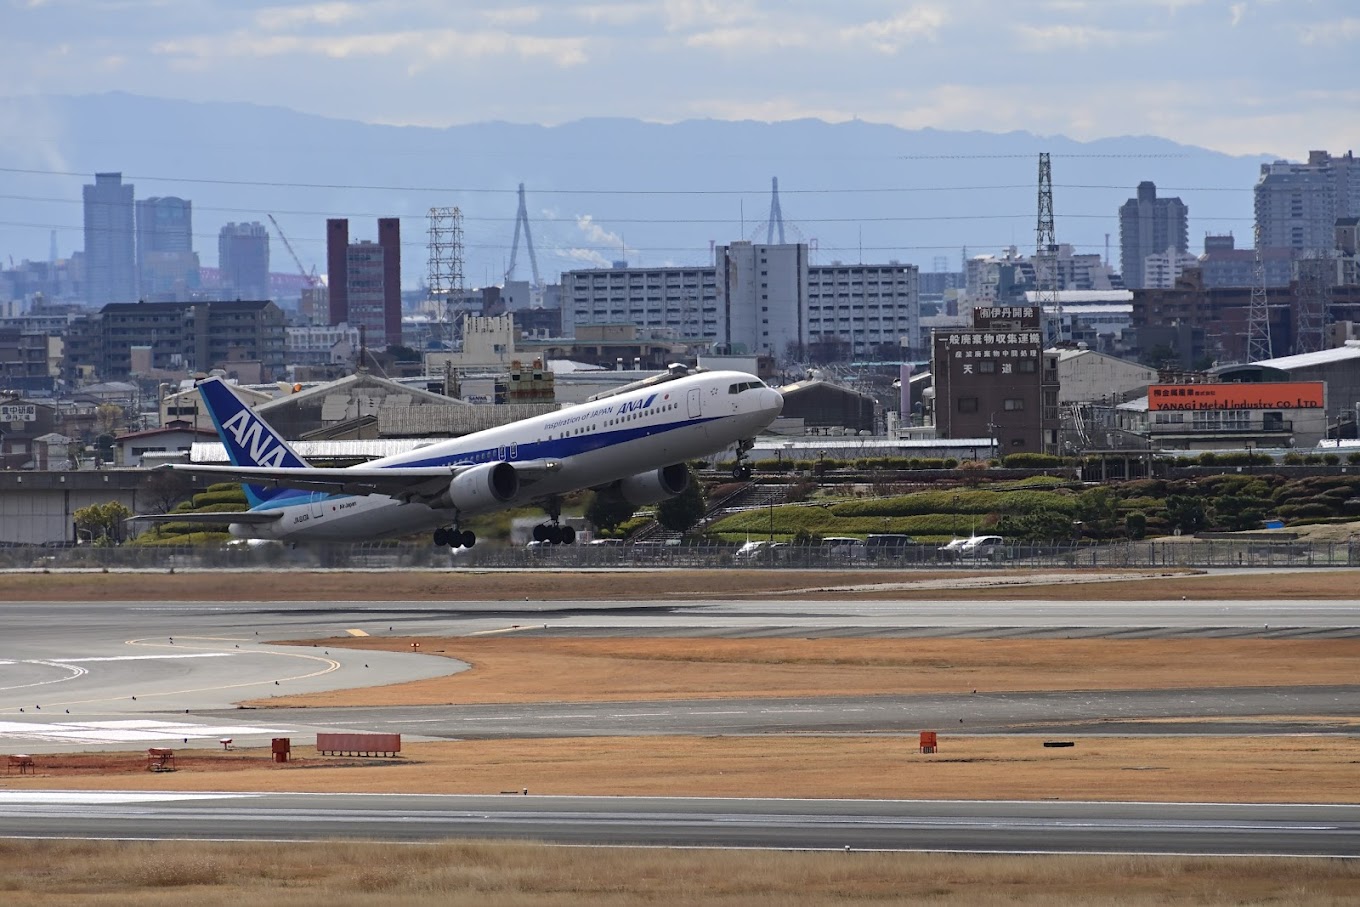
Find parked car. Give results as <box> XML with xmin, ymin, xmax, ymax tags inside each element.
<box><xmin>957</xmin><ymin>535</ymin><xmax>1005</xmax><ymax>558</ymax></box>
<box><xmin>821</xmin><ymin>536</ymin><xmax>867</xmax><ymax>559</ymax></box>
<box><xmin>864</xmin><ymin>533</ymin><xmax>915</xmax><ymax>557</ymax></box>
<box><xmin>733</xmin><ymin>540</ymin><xmax>789</xmax><ymax>562</ymax></box>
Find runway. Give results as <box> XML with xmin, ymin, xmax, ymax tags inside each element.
<box><xmin>0</xmin><ymin>790</ymin><xmax>1355</xmax><ymax>856</ymax></box>
<box><xmin>1</xmin><ymin>597</ymin><xmax>1357</xmax><ymax>750</ymax></box>
<box><xmin>2</xmin><ymin>592</ymin><xmax>1358</xmax><ymax>856</ymax></box>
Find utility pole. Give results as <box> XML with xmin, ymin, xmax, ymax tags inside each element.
<box><xmin>1246</xmin><ymin>222</ymin><xmax>1274</xmax><ymax>362</ymax></box>
<box><xmin>1036</xmin><ymin>153</ymin><xmax>1061</xmax><ymax>345</ymax></box>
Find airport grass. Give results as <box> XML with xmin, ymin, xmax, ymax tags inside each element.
<box><xmin>250</xmin><ymin>637</ymin><xmax>1360</xmax><ymax>707</ymax></box>
<box><xmin>7</xmin><ymin>736</ymin><xmax>1360</xmax><ymax>804</ymax></box>
<box><xmin>1</xmin><ymin>839</ymin><xmax>1356</xmax><ymax>906</ymax></box>
<box><xmin>6</xmin><ymin>565</ymin><xmax>1360</xmax><ymax>601</ymax></box>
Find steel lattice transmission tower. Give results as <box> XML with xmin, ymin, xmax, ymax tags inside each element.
<box><xmin>1035</xmin><ymin>153</ymin><xmax>1061</xmax><ymax>343</ymax></box>
<box><xmin>1294</xmin><ymin>251</ymin><xmax>1331</xmax><ymax>355</ymax></box>
<box><xmin>426</xmin><ymin>206</ymin><xmax>465</xmax><ymax>345</ymax></box>
<box><xmin>1246</xmin><ymin>223</ymin><xmax>1274</xmax><ymax>362</ymax></box>
<box><xmin>766</xmin><ymin>177</ymin><xmax>786</xmax><ymax>244</ymax></box>
<box><xmin>505</xmin><ymin>182</ymin><xmax>542</xmax><ymax>288</ymax></box>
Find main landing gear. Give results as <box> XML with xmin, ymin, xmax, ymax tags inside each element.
<box><xmin>433</xmin><ymin>526</ymin><xmax>476</xmax><ymax>549</ymax></box>
<box><xmin>731</xmin><ymin>438</ymin><xmax>755</xmax><ymax>480</ymax></box>
<box><xmin>532</xmin><ymin>523</ymin><xmax>576</xmax><ymax>545</ymax></box>
<box><xmin>532</xmin><ymin>495</ymin><xmax>576</xmax><ymax>545</ymax></box>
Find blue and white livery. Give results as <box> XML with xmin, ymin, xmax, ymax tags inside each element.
<box><xmin>145</xmin><ymin>369</ymin><xmax>783</xmax><ymax>547</ymax></box>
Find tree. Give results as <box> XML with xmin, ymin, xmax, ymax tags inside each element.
<box><xmin>1164</xmin><ymin>495</ymin><xmax>1207</xmax><ymax>534</ymax></box>
<box><xmin>73</xmin><ymin>501</ymin><xmax>133</xmax><ymax>544</ymax></box>
<box><xmin>140</xmin><ymin>469</ymin><xmax>194</xmax><ymax>514</ymax></box>
<box><xmin>656</xmin><ymin>467</ymin><xmax>707</xmax><ymax>533</ymax></box>
<box><xmin>585</xmin><ymin>488</ymin><xmax>639</xmax><ymax>534</ymax></box>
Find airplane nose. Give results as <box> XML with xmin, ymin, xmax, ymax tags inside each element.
<box><xmin>762</xmin><ymin>387</ymin><xmax>784</xmax><ymax>416</ymax></box>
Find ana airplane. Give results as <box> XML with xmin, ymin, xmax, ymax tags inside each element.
<box><xmin>141</xmin><ymin>369</ymin><xmax>783</xmax><ymax>548</ymax></box>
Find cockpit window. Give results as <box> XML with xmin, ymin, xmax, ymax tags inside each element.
<box><xmin>728</xmin><ymin>380</ymin><xmax>766</xmax><ymax>394</ymax></box>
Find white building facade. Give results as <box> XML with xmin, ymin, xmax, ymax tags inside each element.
<box><xmin>563</xmin><ymin>242</ymin><xmax>919</xmax><ymax>362</ymax></box>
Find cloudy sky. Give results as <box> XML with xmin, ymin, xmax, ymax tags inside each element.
<box><xmin>5</xmin><ymin>0</ymin><xmax>1358</xmax><ymax>156</ymax></box>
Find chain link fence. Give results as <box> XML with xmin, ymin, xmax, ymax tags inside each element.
<box><xmin>5</xmin><ymin>538</ymin><xmax>1359</xmax><ymax>571</ymax></box>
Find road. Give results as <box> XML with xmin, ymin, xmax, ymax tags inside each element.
<box><xmin>0</xmin><ymin>791</ymin><xmax>1355</xmax><ymax>856</ymax></box>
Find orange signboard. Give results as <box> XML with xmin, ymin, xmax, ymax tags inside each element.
<box><xmin>1148</xmin><ymin>382</ymin><xmax>1325</xmax><ymax>412</ymax></box>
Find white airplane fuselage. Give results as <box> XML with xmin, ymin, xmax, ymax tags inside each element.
<box><xmin>226</xmin><ymin>370</ymin><xmax>782</xmax><ymax>542</ymax></box>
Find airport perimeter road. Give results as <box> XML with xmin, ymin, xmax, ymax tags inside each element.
<box><xmin>0</xmin><ymin>791</ymin><xmax>1355</xmax><ymax>857</ymax></box>
<box><xmin>1</xmin><ymin>597</ymin><xmax>1356</xmax><ymax>750</ymax></box>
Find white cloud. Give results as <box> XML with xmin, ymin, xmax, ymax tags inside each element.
<box><xmin>154</xmin><ymin>27</ymin><xmax>589</xmax><ymax>67</ymax></box>
<box><xmin>1298</xmin><ymin>17</ymin><xmax>1360</xmax><ymax>45</ymax></box>
<box><xmin>254</xmin><ymin>3</ymin><xmax>365</xmax><ymax>31</ymax></box>
<box><xmin>1012</xmin><ymin>23</ymin><xmax>1134</xmax><ymax>51</ymax></box>
<box><xmin>481</xmin><ymin>6</ymin><xmax>542</xmax><ymax>28</ymax></box>
<box><xmin>838</xmin><ymin>6</ymin><xmax>948</xmax><ymax>53</ymax></box>
<box><xmin>1229</xmin><ymin>2</ymin><xmax>1246</xmax><ymax>27</ymax></box>
<box><xmin>572</xmin><ymin>3</ymin><xmax>652</xmax><ymax>27</ymax></box>
<box><xmin>685</xmin><ymin>26</ymin><xmax>810</xmax><ymax>51</ymax></box>
<box><xmin>662</xmin><ymin>0</ymin><xmax>756</xmax><ymax>31</ymax></box>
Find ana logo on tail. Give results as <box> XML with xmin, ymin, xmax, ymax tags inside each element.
<box><xmin>221</xmin><ymin>409</ymin><xmax>291</xmax><ymax>468</ymax></box>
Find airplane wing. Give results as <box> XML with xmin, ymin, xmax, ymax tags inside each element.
<box><xmin>128</xmin><ymin>511</ymin><xmax>284</xmax><ymax>525</ymax></box>
<box><xmin>162</xmin><ymin>459</ymin><xmax>563</xmax><ymax>502</ymax></box>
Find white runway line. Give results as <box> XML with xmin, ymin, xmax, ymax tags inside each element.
<box><xmin>56</xmin><ymin>654</ymin><xmax>235</xmax><ymax>663</ymax></box>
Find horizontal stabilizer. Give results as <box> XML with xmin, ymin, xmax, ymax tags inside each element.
<box><xmin>128</xmin><ymin>511</ymin><xmax>284</xmax><ymax>525</ymax></box>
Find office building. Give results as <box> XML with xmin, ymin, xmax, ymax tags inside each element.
<box><xmin>562</xmin><ymin>242</ymin><xmax>919</xmax><ymax>362</ymax></box>
<box><xmin>218</xmin><ymin>222</ymin><xmax>271</xmax><ymax>300</ymax></box>
<box><xmin>327</xmin><ymin>218</ymin><xmax>401</xmax><ymax>348</ymax></box>
<box><xmin>1119</xmin><ymin>182</ymin><xmax>1188</xmax><ymax>289</ymax></box>
<box><xmin>134</xmin><ymin>196</ymin><xmax>196</xmax><ymax>300</ymax></box>
<box><xmin>82</xmin><ymin>173</ymin><xmax>136</xmax><ymax>306</ymax></box>
<box><xmin>1255</xmin><ymin>150</ymin><xmax>1360</xmax><ymax>252</ymax></box>
<box><xmin>63</xmin><ymin>300</ymin><xmax>286</xmax><ymax>381</ymax></box>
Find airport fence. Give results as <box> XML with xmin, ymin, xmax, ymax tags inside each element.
<box><xmin>4</xmin><ymin>538</ymin><xmax>1360</xmax><ymax>572</ymax></box>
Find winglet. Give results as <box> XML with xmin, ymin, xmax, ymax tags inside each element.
<box><xmin>196</xmin><ymin>378</ymin><xmax>309</xmax><ymax>506</ymax></box>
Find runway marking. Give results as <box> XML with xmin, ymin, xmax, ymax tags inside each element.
<box><xmin>346</xmin><ymin>629</ymin><xmax>370</xmax><ymax>637</ymax></box>
<box><xmin>58</xmin><ymin>654</ymin><xmax>234</xmax><ymax>663</ymax></box>
<box><xmin>686</xmin><ymin>710</ymin><xmax>748</xmax><ymax>715</ymax></box>
<box><xmin>0</xmin><ymin>719</ymin><xmax>293</xmax><ymax>746</ymax></box>
<box><xmin>760</xmin><ymin>708</ymin><xmax>822</xmax><ymax>714</ymax></box>
<box><xmin>0</xmin><ymin>792</ymin><xmax>257</xmax><ymax>804</ymax></box>
<box><xmin>39</xmin><ymin>638</ymin><xmax>343</xmax><ymax>708</ymax></box>
<box><xmin>0</xmin><ymin>661</ymin><xmax>88</xmax><ymax>694</ymax></box>
<box><xmin>612</xmin><ymin>712</ymin><xmax>665</xmax><ymax>718</ymax></box>
<box><xmin>467</xmin><ymin>626</ymin><xmax>547</xmax><ymax>636</ymax></box>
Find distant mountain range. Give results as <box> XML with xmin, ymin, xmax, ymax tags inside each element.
<box><xmin>0</xmin><ymin>92</ymin><xmax>1280</xmax><ymax>288</ymax></box>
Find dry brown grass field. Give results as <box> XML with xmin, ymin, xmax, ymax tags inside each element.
<box><xmin>4</xmin><ymin>566</ymin><xmax>1359</xmax><ymax>602</ymax></box>
<box><xmin>1</xmin><ymin>839</ymin><xmax>1356</xmax><ymax>907</ymax></box>
<box><xmin>4</xmin><ymin>567</ymin><xmax>1357</xmax><ymax>903</ymax></box>
<box><xmin>251</xmin><ymin>637</ymin><xmax>1360</xmax><ymax>707</ymax></box>
<box><xmin>4</xmin><ymin>736</ymin><xmax>1359</xmax><ymax>803</ymax></box>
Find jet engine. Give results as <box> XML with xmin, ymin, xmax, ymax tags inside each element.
<box><xmin>429</xmin><ymin>461</ymin><xmax>519</xmax><ymax>512</ymax></box>
<box><xmin>618</xmin><ymin>463</ymin><xmax>689</xmax><ymax>506</ymax></box>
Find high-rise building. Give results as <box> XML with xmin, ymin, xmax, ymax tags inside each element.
<box><xmin>218</xmin><ymin>222</ymin><xmax>270</xmax><ymax>300</ymax></box>
<box><xmin>327</xmin><ymin>217</ymin><xmax>402</xmax><ymax>348</ymax></box>
<box><xmin>136</xmin><ymin>197</ymin><xmax>198</xmax><ymax>300</ymax></box>
<box><xmin>82</xmin><ymin>173</ymin><xmax>136</xmax><ymax>306</ymax></box>
<box><xmin>1255</xmin><ymin>150</ymin><xmax>1360</xmax><ymax>252</ymax></box>
<box><xmin>562</xmin><ymin>242</ymin><xmax>919</xmax><ymax>362</ymax></box>
<box><xmin>1118</xmin><ymin>182</ymin><xmax>1188</xmax><ymax>290</ymax></box>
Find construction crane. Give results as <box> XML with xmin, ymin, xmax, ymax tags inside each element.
<box><xmin>267</xmin><ymin>214</ymin><xmax>318</xmax><ymax>287</ymax></box>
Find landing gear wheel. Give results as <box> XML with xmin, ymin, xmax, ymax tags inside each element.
<box><xmin>533</xmin><ymin>523</ymin><xmax>549</xmax><ymax>543</ymax></box>
<box><xmin>459</xmin><ymin>530</ymin><xmax>476</xmax><ymax>549</ymax></box>
<box><xmin>732</xmin><ymin>463</ymin><xmax>752</xmax><ymax>480</ymax></box>
<box><xmin>560</xmin><ymin>525</ymin><xmax>576</xmax><ymax>545</ymax></box>
<box><xmin>433</xmin><ymin>527</ymin><xmax>451</xmax><ymax>547</ymax></box>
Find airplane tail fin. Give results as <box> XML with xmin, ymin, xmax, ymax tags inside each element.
<box><xmin>196</xmin><ymin>378</ymin><xmax>310</xmax><ymax>507</ymax></box>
